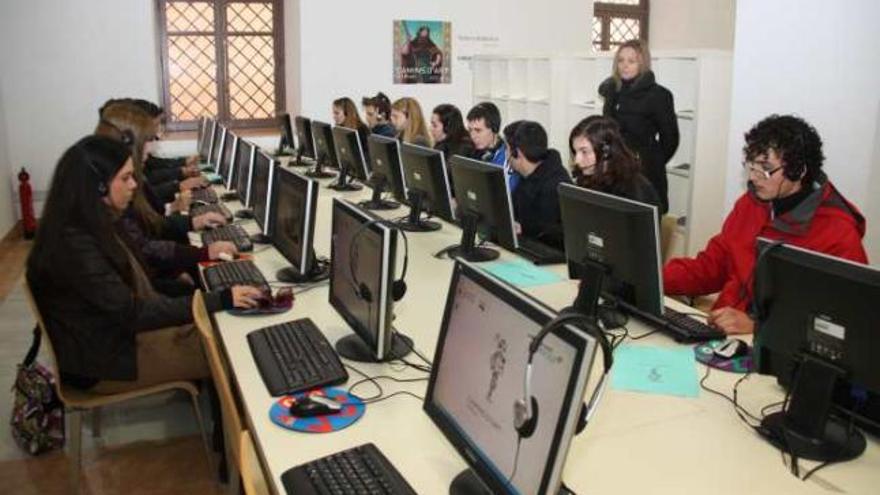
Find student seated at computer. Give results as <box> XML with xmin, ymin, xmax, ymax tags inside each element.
<box><xmin>568</xmin><ymin>116</ymin><xmax>661</xmax><ymax>209</ymax></box>
<box><xmin>504</xmin><ymin>121</ymin><xmax>571</xmax><ymax>249</ymax></box>
<box><xmin>26</xmin><ymin>136</ymin><xmax>263</xmax><ymax>392</ymax></box>
<box><xmin>390</xmin><ymin>97</ymin><xmax>432</xmax><ymax>147</ymax></box>
<box><xmin>332</xmin><ymin>97</ymin><xmax>372</xmax><ymax>163</ymax></box>
<box><xmin>664</xmin><ymin>115</ymin><xmax>868</xmax><ymax>334</ymax></box>
<box><xmin>466</xmin><ymin>102</ymin><xmax>516</xmax><ymax>191</ymax></box>
<box><xmin>361</xmin><ymin>92</ymin><xmax>396</xmax><ymax>138</ymax></box>
<box><xmin>431</xmin><ymin>104</ymin><xmax>473</xmax><ymax>161</ymax></box>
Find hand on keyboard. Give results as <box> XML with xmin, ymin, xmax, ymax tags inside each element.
<box><xmin>208</xmin><ymin>241</ymin><xmax>238</xmax><ymax>261</ymax></box>
<box><xmin>706</xmin><ymin>307</ymin><xmax>755</xmax><ymax>335</ymax></box>
<box><xmin>193</xmin><ymin>211</ymin><xmax>228</xmax><ymax>230</ymax></box>
<box><xmin>232</xmin><ymin>286</ymin><xmax>265</xmax><ymax>309</ymax></box>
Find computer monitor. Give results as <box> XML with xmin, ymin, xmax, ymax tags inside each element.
<box><xmin>329</xmin><ymin>126</ymin><xmax>369</xmax><ymax>192</ymax></box>
<box><xmin>227</xmin><ymin>135</ymin><xmax>250</xmax><ymax>193</ymax></box>
<box><xmin>268</xmin><ymin>167</ymin><xmax>327</xmax><ymax>283</ymax></box>
<box><xmin>249</xmin><ymin>148</ymin><xmax>276</xmax><ymax>244</ymax></box>
<box><xmin>424</xmin><ymin>260</ymin><xmax>597</xmax><ymax>495</ymax></box>
<box><xmin>196</xmin><ymin>116</ymin><xmax>210</xmax><ymax>159</ymax></box>
<box><xmin>217</xmin><ymin>129</ymin><xmax>237</xmax><ymax>185</ymax></box>
<box><xmin>306</xmin><ymin>120</ymin><xmax>337</xmax><ymax>179</ymax></box>
<box><xmin>209</xmin><ymin>124</ymin><xmax>225</xmax><ymax>172</ymax></box>
<box><xmin>232</xmin><ymin>139</ymin><xmax>256</xmax><ymax>219</ymax></box>
<box><xmin>558</xmin><ymin>183</ymin><xmax>663</xmax><ymax>326</ymax></box>
<box><xmin>200</xmin><ymin>118</ymin><xmax>218</xmax><ymax>165</ymax></box>
<box><xmin>360</xmin><ymin>134</ymin><xmax>406</xmax><ymax>211</ymax></box>
<box><xmin>293</xmin><ymin>115</ymin><xmax>315</xmax><ymax>167</ymax></box>
<box><xmin>753</xmin><ymin>241</ymin><xmax>880</xmax><ymax>463</ymax></box>
<box><xmin>398</xmin><ymin>143</ymin><xmax>456</xmax><ymax>232</ymax></box>
<box><xmin>447</xmin><ymin>155</ymin><xmax>518</xmax><ymax>262</ymax></box>
<box><xmin>277</xmin><ymin>113</ymin><xmax>295</xmax><ymax>156</ymax></box>
<box><xmin>329</xmin><ymin>198</ymin><xmax>412</xmax><ymax>362</ymax></box>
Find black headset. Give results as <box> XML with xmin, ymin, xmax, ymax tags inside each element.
<box><xmin>513</xmin><ymin>312</ymin><xmax>613</xmax><ymax>438</ymax></box>
<box><xmin>474</xmin><ymin>102</ymin><xmax>501</xmax><ymax>134</ymax></box>
<box><xmin>99</xmin><ymin>118</ymin><xmax>135</xmax><ymax>147</ymax></box>
<box><xmin>77</xmin><ymin>144</ymin><xmax>109</xmax><ymax>197</ymax></box>
<box><xmin>782</xmin><ymin>130</ymin><xmax>808</xmax><ymax>182</ymax></box>
<box><xmin>348</xmin><ymin>218</ymin><xmax>409</xmax><ymax>303</ymax></box>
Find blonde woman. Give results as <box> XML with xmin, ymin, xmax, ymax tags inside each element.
<box><xmin>390</xmin><ymin>97</ymin><xmax>432</xmax><ymax>147</ymax></box>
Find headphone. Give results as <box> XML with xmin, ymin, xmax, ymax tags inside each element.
<box><xmin>348</xmin><ymin>218</ymin><xmax>409</xmax><ymax>303</ymax></box>
<box><xmin>513</xmin><ymin>311</ymin><xmax>613</xmax><ymax>438</ymax></box>
<box><xmin>76</xmin><ymin>144</ymin><xmax>109</xmax><ymax>197</ymax></box>
<box><xmin>99</xmin><ymin>118</ymin><xmax>135</xmax><ymax>147</ymax></box>
<box><xmin>782</xmin><ymin>130</ymin><xmax>809</xmax><ymax>182</ymax></box>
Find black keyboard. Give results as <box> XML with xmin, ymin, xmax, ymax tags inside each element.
<box><xmin>662</xmin><ymin>306</ymin><xmax>725</xmax><ymax>342</ymax></box>
<box><xmin>516</xmin><ymin>236</ymin><xmax>566</xmax><ymax>265</ymax></box>
<box><xmin>281</xmin><ymin>443</ymin><xmax>417</xmax><ymax>495</ymax></box>
<box><xmin>201</xmin><ymin>224</ymin><xmax>253</xmax><ymax>252</ymax></box>
<box><xmin>190</xmin><ymin>203</ymin><xmax>233</xmax><ymax>222</ymax></box>
<box><xmin>203</xmin><ymin>260</ymin><xmax>269</xmax><ymax>293</ymax></box>
<box><xmin>191</xmin><ymin>188</ymin><xmax>218</xmax><ymax>204</ymax></box>
<box><xmin>247</xmin><ymin>318</ymin><xmax>349</xmax><ymax>397</ymax></box>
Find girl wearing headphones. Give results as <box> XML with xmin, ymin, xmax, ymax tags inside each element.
<box><xmin>26</xmin><ymin>136</ymin><xmax>262</xmax><ymax>392</ymax></box>
<box><xmin>390</xmin><ymin>97</ymin><xmax>432</xmax><ymax>147</ymax></box>
<box><xmin>568</xmin><ymin>116</ymin><xmax>661</xmax><ymax>209</ymax></box>
<box><xmin>332</xmin><ymin>97</ymin><xmax>372</xmax><ymax>164</ymax></box>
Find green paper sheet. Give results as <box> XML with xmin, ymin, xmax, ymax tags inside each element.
<box><xmin>611</xmin><ymin>344</ymin><xmax>699</xmax><ymax>398</ymax></box>
<box><xmin>481</xmin><ymin>258</ymin><xmax>563</xmax><ymax>288</ymax></box>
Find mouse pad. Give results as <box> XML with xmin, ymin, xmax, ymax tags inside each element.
<box><xmin>693</xmin><ymin>340</ymin><xmax>753</xmax><ymax>374</ymax></box>
<box><xmin>269</xmin><ymin>387</ymin><xmax>365</xmax><ymax>433</ymax></box>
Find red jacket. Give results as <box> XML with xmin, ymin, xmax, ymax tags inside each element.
<box><xmin>664</xmin><ymin>179</ymin><xmax>868</xmax><ymax>311</ymax></box>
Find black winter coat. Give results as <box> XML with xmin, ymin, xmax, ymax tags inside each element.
<box><xmin>512</xmin><ymin>149</ymin><xmax>573</xmax><ymax>249</ymax></box>
<box><xmin>599</xmin><ymin>71</ymin><xmax>679</xmax><ymax>214</ymax></box>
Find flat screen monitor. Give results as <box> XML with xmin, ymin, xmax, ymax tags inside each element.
<box><xmin>558</xmin><ymin>183</ymin><xmax>662</xmax><ymax>324</ymax></box>
<box><xmin>218</xmin><ymin>129</ymin><xmax>237</xmax><ymax>185</ymax></box>
<box><xmin>398</xmin><ymin>143</ymin><xmax>455</xmax><ymax>232</ymax></box>
<box><xmin>293</xmin><ymin>115</ymin><xmax>315</xmax><ymax>167</ymax></box>
<box><xmin>196</xmin><ymin>116</ymin><xmax>211</xmax><ymax>160</ymax></box>
<box><xmin>269</xmin><ymin>167</ymin><xmax>326</xmax><ymax>283</ymax></box>
<box><xmin>329</xmin><ymin>198</ymin><xmax>411</xmax><ymax>362</ymax></box>
<box><xmin>200</xmin><ymin>118</ymin><xmax>218</xmax><ymax>165</ymax></box>
<box><xmin>235</xmin><ymin>139</ymin><xmax>256</xmax><ymax>206</ymax></box>
<box><xmin>753</xmin><ymin>241</ymin><xmax>879</xmax><ymax>462</ymax></box>
<box><xmin>250</xmin><ymin>149</ymin><xmax>276</xmax><ymax>239</ymax></box>
<box><xmin>360</xmin><ymin>134</ymin><xmax>407</xmax><ymax>211</ymax></box>
<box><xmin>306</xmin><ymin>120</ymin><xmax>337</xmax><ymax>179</ymax></box>
<box><xmin>424</xmin><ymin>260</ymin><xmax>597</xmax><ymax>495</ymax></box>
<box><xmin>277</xmin><ymin>113</ymin><xmax>295</xmax><ymax>155</ymax></box>
<box><xmin>448</xmin><ymin>155</ymin><xmax>518</xmax><ymax>262</ymax></box>
<box><xmin>209</xmin><ymin>124</ymin><xmax>224</xmax><ymax>171</ymax></box>
<box><xmin>330</xmin><ymin>126</ymin><xmax>369</xmax><ymax>191</ymax></box>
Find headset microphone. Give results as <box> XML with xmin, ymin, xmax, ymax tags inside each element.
<box><xmin>348</xmin><ymin>218</ymin><xmax>409</xmax><ymax>304</ymax></box>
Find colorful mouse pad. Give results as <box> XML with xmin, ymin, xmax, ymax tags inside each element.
<box><xmin>269</xmin><ymin>387</ymin><xmax>365</xmax><ymax>433</ymax></box>
<box><xmin>693</xmin><ymin>340</ymin><xmax>753</xmax><ymax>373</ymax></box>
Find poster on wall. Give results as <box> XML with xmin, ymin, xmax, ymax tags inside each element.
<box><xmin>393</xmin><ymin>20</ymin><xmax>452</xmax><ymax>84</ymax></box>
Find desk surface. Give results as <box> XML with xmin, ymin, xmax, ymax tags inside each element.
<box><xmin>198</xmin><ymin>162</ymin><xmax>878</xmax><ymax>495</ymax></box>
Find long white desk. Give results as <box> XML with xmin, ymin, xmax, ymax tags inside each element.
<box><xmin>199</xmin><ymin>164</ymin><xmax>878</xmax><ymax>495</ymax></box>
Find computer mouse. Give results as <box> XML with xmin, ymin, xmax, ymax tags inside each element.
<box><xmin>713</xmin><ymin>338</ymin><xmax>750</xmax><ymax>360</ymax></box>
<box><xmin>289</xmin><ymin>395</ymin><xmax>342</xmax><ymax>417</ymax></box>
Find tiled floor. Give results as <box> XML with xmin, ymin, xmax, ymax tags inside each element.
<box><xmin>0</xmin><ymin>227</ymin><xmax>225</xmax><ymax>494</ymax></box>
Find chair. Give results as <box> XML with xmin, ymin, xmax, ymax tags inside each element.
<box><xmin>22</xmin><ymin>280</ymin><xmax>213</xmax><ymax>495</ymax></box>
<box><xmin>240</xmin><ymin>430</ymin><xmax>271</xmax><ymax>495</ymax></box>
<box><xmin>193</xmin><ymin>290</ymin><xmax>246</xmax><ymax>494</ymax></box>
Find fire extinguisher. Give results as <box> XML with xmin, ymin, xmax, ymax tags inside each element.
<box><xmin>18</xmin><ymin>167</ymin><xmax>37</xmax><ymax>239</ymax></box>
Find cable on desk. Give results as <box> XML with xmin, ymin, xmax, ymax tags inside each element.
<box><xmin>360</xmin><ymin>391</ymin><xmax>424</xmax><ymax>405</ymax></box>
<box><xmin>393</xmin><ymin>328</ymin><xmax>433</xmax><ymax>369</ymax></box>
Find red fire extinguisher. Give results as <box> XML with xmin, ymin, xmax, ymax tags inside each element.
<box><xmin>18</xmin><ymin>167</ymin><xmax>37</xmax><ymax>239</ymax></box>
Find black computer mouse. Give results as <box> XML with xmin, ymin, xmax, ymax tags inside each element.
<box><xmin>289</xmin><ymin>395</ymin><xmax>342</xmax><ymax>417</ymax></box>
<box><xmin>713</xmin><ymin>338</ymin><xmax>750</xmax><ymax>359</ymax></box>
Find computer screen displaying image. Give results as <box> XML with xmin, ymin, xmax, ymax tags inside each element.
<box><xmin>398</xmin><ymin>143</ymin><xmax>456</xmax><ymax>232</ymax></box>
<box><xmin>424</xmin><ymin>260</ymin><xmax>596</xmax><ymax>495</ymax></box>
<box><xmin>269</xmin><ymin>167</ymin><xmax>326</xmax><ymax>283</ymax></box>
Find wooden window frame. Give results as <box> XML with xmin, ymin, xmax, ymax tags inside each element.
<box><xmin>156</xmin><ymin>0</ymin><xmax>286</xmax><ymax>132</ymax></box>
<box><xmin>593</xmin><ymin>0</ymin><xmax>650</xmax><ymax>52</ymax></box>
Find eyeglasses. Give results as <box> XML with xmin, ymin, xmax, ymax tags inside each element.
<box><xmin>742</xmin><ymin>160</ymin><xmax>783</xmax><ymax>180</ymax></box>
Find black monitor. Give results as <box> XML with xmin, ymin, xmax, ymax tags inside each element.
<box><xmin>196</xmin><ymin>116</ymin><xmax>211</xmax><ymax>160</ymax></box>
<box><xmin>293</xmin><ymin>115</ymin><xmax>315</xmax><ymax>167</ymax></box>
<box><xmin>306</xmin><ymin>120</ymin><xmax>337</xmax><ymax>179</ymax></box>
<box><xmin>209</xmin><ymin>124</ymin><xmax>224</xmax><ymax>172</ymax></box>
<box><xmin>227</xmin><ymin>135</ymin><xmax>251</xmax><ymax>194</ymax></box>
<box><xmin>424</xmin><ymin>260</ymin><xmax>597</xmax><ymax>495</ymax></box>
<box><xmin>269</xmin><ymin>167</ymin><xmax>328</xmax><ymax>284</ymax></box>
<box><xmin>447</xmin><ymin>155</ymin><xmax>518</xmax><ymax>262</ymax></box>
<box><xmin>359</xmin><ymin>134</ymin><xmax>406</xmax><ymax>211</ymax></box>
<box><xmin>329</xmin><ymin>126</ymin><xmax>369</xmax><ymax>192</ymax></box>
<box><xmin>558</xmin><ymin>183</ymin><xmax>663</xmax><ymax>327</ymax></box>
<box><xmin>398</xmin><ymin>143</ymin><xmax>456</xmax><ymax>232</ymax></box>
<box><xmin>217</xmin><ymin>129</ymin><xmax>237</xmax><ymax>185</ymax></box>
<box><xmin>329</xmin><ymin>198</ymin><xmax>412</xmax><ymax>362</ymax></box>
<box><xmin>200</xmin><ymin>118</ymin><xmax>218</xmax><ymax>166</ymax></box>
<box><xmin>753</xmin><ymin>241</ymin><xmax>879</xmax><ymax>463</ymax></box>
<box><xmin>249</xmin><ymin>149</ymin><xmax>276</xmax><ymax>244</ymax></box>
<box><xmin>277</xmin><ymin>113</ymin><xmax>295</xmax><ymax>156</ymax></box>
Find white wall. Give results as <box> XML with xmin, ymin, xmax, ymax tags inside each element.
<box><xmin>293</xmin><ymin>0</ymin><xmax>591</xmax><ymax>122</ymax></box>
<box><xmin>725</xmin><ymin>0</ymin><xmax>880</xmax><ymax>260</ymax></box>
<box><xmin>0</xmin><ymin>0</ymin><xmax>161</xmax><ymax>222</ymax></box>
<box><xmin>649</xmin><ymin>0</ymin><xmax>735</xmax><ymax>50</ymax></box>
<box><xmin>0</xmin><ymin>89</ymin><xmax>14</xmax><ymax>236</ymax></box>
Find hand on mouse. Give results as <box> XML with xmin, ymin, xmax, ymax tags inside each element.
<box><xmin>207</xmin><ymin>241</ymin><xmax>238</xmax><ymax>260</ymax></box>
<box><xmin>193</xmin><ymin>211</ymin><xmax>228</xmax><ymax>230</ymax></box>
<box><xmin>231</xmin><ymin>286</ymin><xmax>264</xmax><ymax>309</ymax></box>
<box><xmin>707</xmin><ymin>307</ymin><xmax>755</xmax><ymax>335</ymax></box>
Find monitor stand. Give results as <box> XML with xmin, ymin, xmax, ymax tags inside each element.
<box><xmin>760</xmin><ymin>355</ymin><xmax>866</xmax><ymax>462</ymax></box>
<box><xmin>305</xmin><ymin>155</ymin><xmax>335</xmax><ymax>179</ymax></box>
<box><xmin>445</xmin><ymin>210</ymin><xmax>498</xmax><ymax>262</ymax></box>
<box><xmin>397</xmin><ymin>190</ymin><xmax>441</xmax><ymax>232</ymax></box>
<box><xmin>359</xmin><ymin>175</ymin><xmax>399</xmax><ymax>210</ymax></box>
<box><xmin>235</xmin><ymin>208</ymin><xmax>254</xmax><ymax>220</ymax></box>
<box><xmin>220</xmin><ymin>191</ymin><xmax>238</xmax><ymax>202</ymax></box>
<box><xmin>564</xmin><ymin>259</ymin><xmax>628</xmax><ymax>330</ymax></box>
<box><xmin>334</xmin><ymin>333</ymin><xmax>413</xmax><ymax>363</ymax></box>
<box><xmin>276</xmin><ymin>260</ymin><xmax>330</xmax><ymax>284</ymax></box>
<box><xmin>249</xmin><ymin>233</ymin><xmax>271</xmax><ymax>245</ymax></box>
<box><xmin>450</xmin><ymin>469</ymin><xmax>573</xmax><ymax>495</ymax></box>
<box><xmin>327</xmin><ymin>164</ymin><xmax>363</xmax><ymax>191</ymax></box>
<box><xmin>291</xmin><ymin>149</ymin><xmax>312</xmax><ymax>167</ymax></box>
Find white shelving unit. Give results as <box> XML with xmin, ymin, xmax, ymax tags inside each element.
<box><xmin>470</xmin><ymin>50</ymin><xmax>732</xmax><ymax>257</ymax></box>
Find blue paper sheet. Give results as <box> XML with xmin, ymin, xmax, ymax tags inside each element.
<box><xmin>481</xmin><ymin>259</ymin><xmax>562</xmax><ymax>288</ymax></box>
<box><xmin>611</xmin><ymin>345</ymin><xmax>699</xmax><ymax>398</ymax></box>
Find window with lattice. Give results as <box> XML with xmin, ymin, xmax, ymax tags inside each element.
<box><xmin>157</xmin><ymin>0</ymin><xmax>285</xmax><ymax>131</ymax></box>
<box><xmin>592</xmin><ymin>0</ymin><xmax>649</xmax><ymax>52</ymax></box>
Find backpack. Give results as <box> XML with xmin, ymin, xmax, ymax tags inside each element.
<box><xmin>10</xmin><ymin>327</ymin><xmax>65</xmax><ymax>455</ymax></box>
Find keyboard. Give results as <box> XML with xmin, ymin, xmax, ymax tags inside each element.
<box><xmin>247</xmin><ymin>318</ymin><xmax>349</xmax><ymax>397</ymax></box>
<box><xmin>203</xmin><ymin>259</ymin><xmax>269</xmax><ymax>293</ymax></box>
<box><xmin>281</xmin><ymin>443</ymin><xmax>417</xmax><ymax>495</ymax></box>
<box><xmin>516</xmin><ymin>236</ymin><xmax>566</xmax><ymax>265</ymax></box>
<box><xmin>190</xmin><ymin>203</ymin><xmax>233</xmax><ymax>222</ymax></box>
<box><xmin>661</xmin><ymin>306</ymin><xmax>725</xmax><ymax>342</ymax></box>
<box><xmin>191</xmin><ymin>187</ymin><xmax>218</xmax><ymax>204</ymax></box>
<box><xmin>201</xmin><ymin>224</ymin><xmax>253</xmax><ymax>252</ymax></box>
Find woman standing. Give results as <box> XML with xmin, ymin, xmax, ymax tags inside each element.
<box><xmin>599</xmin><ymin>39</ymin><xmax>678</xmax><ymax>214</ymax></box>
